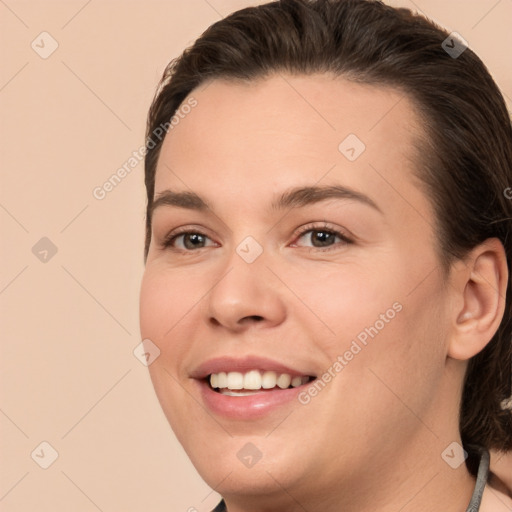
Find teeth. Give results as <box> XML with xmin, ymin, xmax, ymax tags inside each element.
<box><xmin>244</xmin><ymin>370</ymin><xmax>262</xmax><ymax>390</ymax></box>
<box><xmin>262</xmin><ymin>371</ymin><xmax>277</xmax><ymax>389</ymax></box>
<box><xmin>222</xmin><ymin>390</ymin><xmax>264</xmax><ymax>397</ymax></box>
<box><xmin>227</xmin><ymin>372</ymin><xmax>244</xmax><ymax>390</ymax></box>
<box><xmin>209</xmin><ymin>370</ymin><xmax>311</xmax><ymax>392</ymax></box>
<box><xmin>277</xmin><ymin>373</ymin><xmax>291</xmax><ymax>389</ymax></box>
<box><xmin>217</xmin><ymin>372</ymin><xmax>228</xmax><ymax>388</ymax></box>
<box><xmin>291</xmin><ymin>376</ymin><xmax>303</xmax><ymax>387</ymax></box>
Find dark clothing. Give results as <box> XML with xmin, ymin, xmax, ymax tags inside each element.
<box><xmin>211</xmin><ymin>500</ymin><xmax>226</xmax><ymax>512</ymax></box>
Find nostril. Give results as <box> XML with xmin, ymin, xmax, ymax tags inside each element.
<box><xmin>238</xmin><ymin>315</ymin><xmax>265</xmax><ymax>325</ymax></box>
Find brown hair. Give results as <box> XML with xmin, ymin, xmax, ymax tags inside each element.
<box><xmin>143</xmin><ymin>0</ymin><xmax>512</xmax><ymax>463</ymax></box>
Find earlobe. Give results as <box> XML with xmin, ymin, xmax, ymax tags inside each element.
<box><xmin>448</xmin><ymin>238</ymin><xmax>508</xmax><ymax>361</ymax></box>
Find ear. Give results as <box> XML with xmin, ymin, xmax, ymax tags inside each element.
<box><xmin>448</xmin><ymin>238</ymin><xmax>509</xmax><ymax>360</ymax></box>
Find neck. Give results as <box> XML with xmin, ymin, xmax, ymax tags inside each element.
<box><xmin>222</xmin><ymin>437</ymin><xmax>478</xmax><ymax>512</ymax></box>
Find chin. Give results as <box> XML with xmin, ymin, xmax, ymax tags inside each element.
<box><xmin>181</xmin><ymin>432</ymin><xmax>312</xmax><ymax>495</ymax></box>
<box><xmin>197</xmin><ymin>459</ymin><xmax>301</xmax><ymax>498</ymax></box>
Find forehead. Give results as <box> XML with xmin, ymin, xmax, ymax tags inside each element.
<box><xmin>160</xmin><ymin>73</ymin><xmax>422</xmax><ymax>149</ymax></box>
<box><xmin>154</xmin><ymin>74</ymin><xmax>430</xmax><ymax>221</ymax></box>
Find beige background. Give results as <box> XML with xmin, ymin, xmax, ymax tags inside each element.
<box><xmin>1</xmin><ymin>1</ymin><xmax>511</xmax><ymax>511</ymax></box>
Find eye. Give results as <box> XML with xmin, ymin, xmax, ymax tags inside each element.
<box><xmin>160</xmin><ymin>222</ymin><xmax>353</xmax><ymax>253</ymax></box>
<box><xmin>291</xmin><ymin>223</ymin><xmax>353</xmax><ymax>252</ymax></box>
<box><xmin>161</xmin><ymin>229</ymin><xmax>216</xmax><ymax>251</ymax></box>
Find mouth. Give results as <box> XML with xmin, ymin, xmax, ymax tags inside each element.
<box><xmin>191</xmin><ymin>356</ymin><xmax>318</xmax><ymax>419</ymax></box>
<box><xmin>207</xmin><ymin>370</ymin><xmax>315</xmax><ymax>396</ymax></box>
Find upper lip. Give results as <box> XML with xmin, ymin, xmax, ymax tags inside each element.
<box><xmin>190</xmin><ymin>356</ymin><xmax>317</xmax><ymax>380</ymax></box>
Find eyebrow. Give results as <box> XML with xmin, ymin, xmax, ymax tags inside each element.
<box><xmin>150</xmin><ymin>184</ymin><xmax>382</xmax><ymax>217</ymax></box>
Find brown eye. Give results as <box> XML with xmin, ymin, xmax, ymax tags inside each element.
<box><xmin>305</xmin><ymin>230</ymin><xmax>338</xmax><ymax>248</ymax></box>
<box><xmin>292</xmin><ymin>224</ymin><xmax>353</xmax><ymax>252</ymax></box>
<box><xmin>162</xmin><ymin>231</ymin><xmax>215</xmax><ymax>251</ymax></box>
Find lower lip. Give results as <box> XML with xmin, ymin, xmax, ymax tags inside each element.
<box><xmin>195</xmin><ymin>379</ymin><xmax>309</xmax><ymax>420</ymax></box>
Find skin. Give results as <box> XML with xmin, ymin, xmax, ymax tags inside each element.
<box><xmin>139</xmin><ymin>74</ymin><xmax>510</xmax><ymax>512</ymax></box>
<box><xmin>490</xmin><ymin>450</ymin><xmax>512</xmax><ymax>497</ymax></box>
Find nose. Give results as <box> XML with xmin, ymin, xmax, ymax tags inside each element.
<box><xmin>202</xmin><ymin>249</ymin><xmax>287</xmax><ymax>332</ymax></box>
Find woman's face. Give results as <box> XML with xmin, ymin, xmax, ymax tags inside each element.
<box><xmin>139</xmin><ymin>75</ymin><xmax>457</xmax><ymax>500</ymax></box>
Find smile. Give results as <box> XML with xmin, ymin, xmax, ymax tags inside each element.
<box><xmin>209</xmin><ymin>370</ymin><xmax>312</xmax><ymax>395</ymax></box>
<box><xmin>191</xmin><ymin>356</ymin><xmax>318</xmax><ymax>419</ymax></box>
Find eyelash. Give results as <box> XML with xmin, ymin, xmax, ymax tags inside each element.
<box><xmin>160</xmin><ymin>222</ymin><xmax>353</xmax><ymax>254</ymax></box>
<box><xmin>292</xmin><ymin>223</ymin><xmax>353</xmax><ymax>252</ymax></box>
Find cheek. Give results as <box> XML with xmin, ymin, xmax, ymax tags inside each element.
<box><xmin>293</xmin><ymin>264</ymin><xmax>403</xmax><ymax>347</ymax></box>
<box><xmin>139</xmin><ymin>269</ymin><xmax>204</xmax><ymax>431</ymax></box>
<box><xmin>340</xmin><ymin>274</ymin><xmax>449</xmax><ymax>416</ymax></box>
<box><xmin>303</xmin><ymin>260</ymin><xmax>448</xmax><ymax>398</ymax></box>
<box><xmin>140</xmin><ymin>267</ymin><xmax>194</xmax><ymax>339</ymax></box>
<box><xmin>139</xmin><ymin>268</ymin><xmax>199</xmax><ymax>379</ymax></box>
